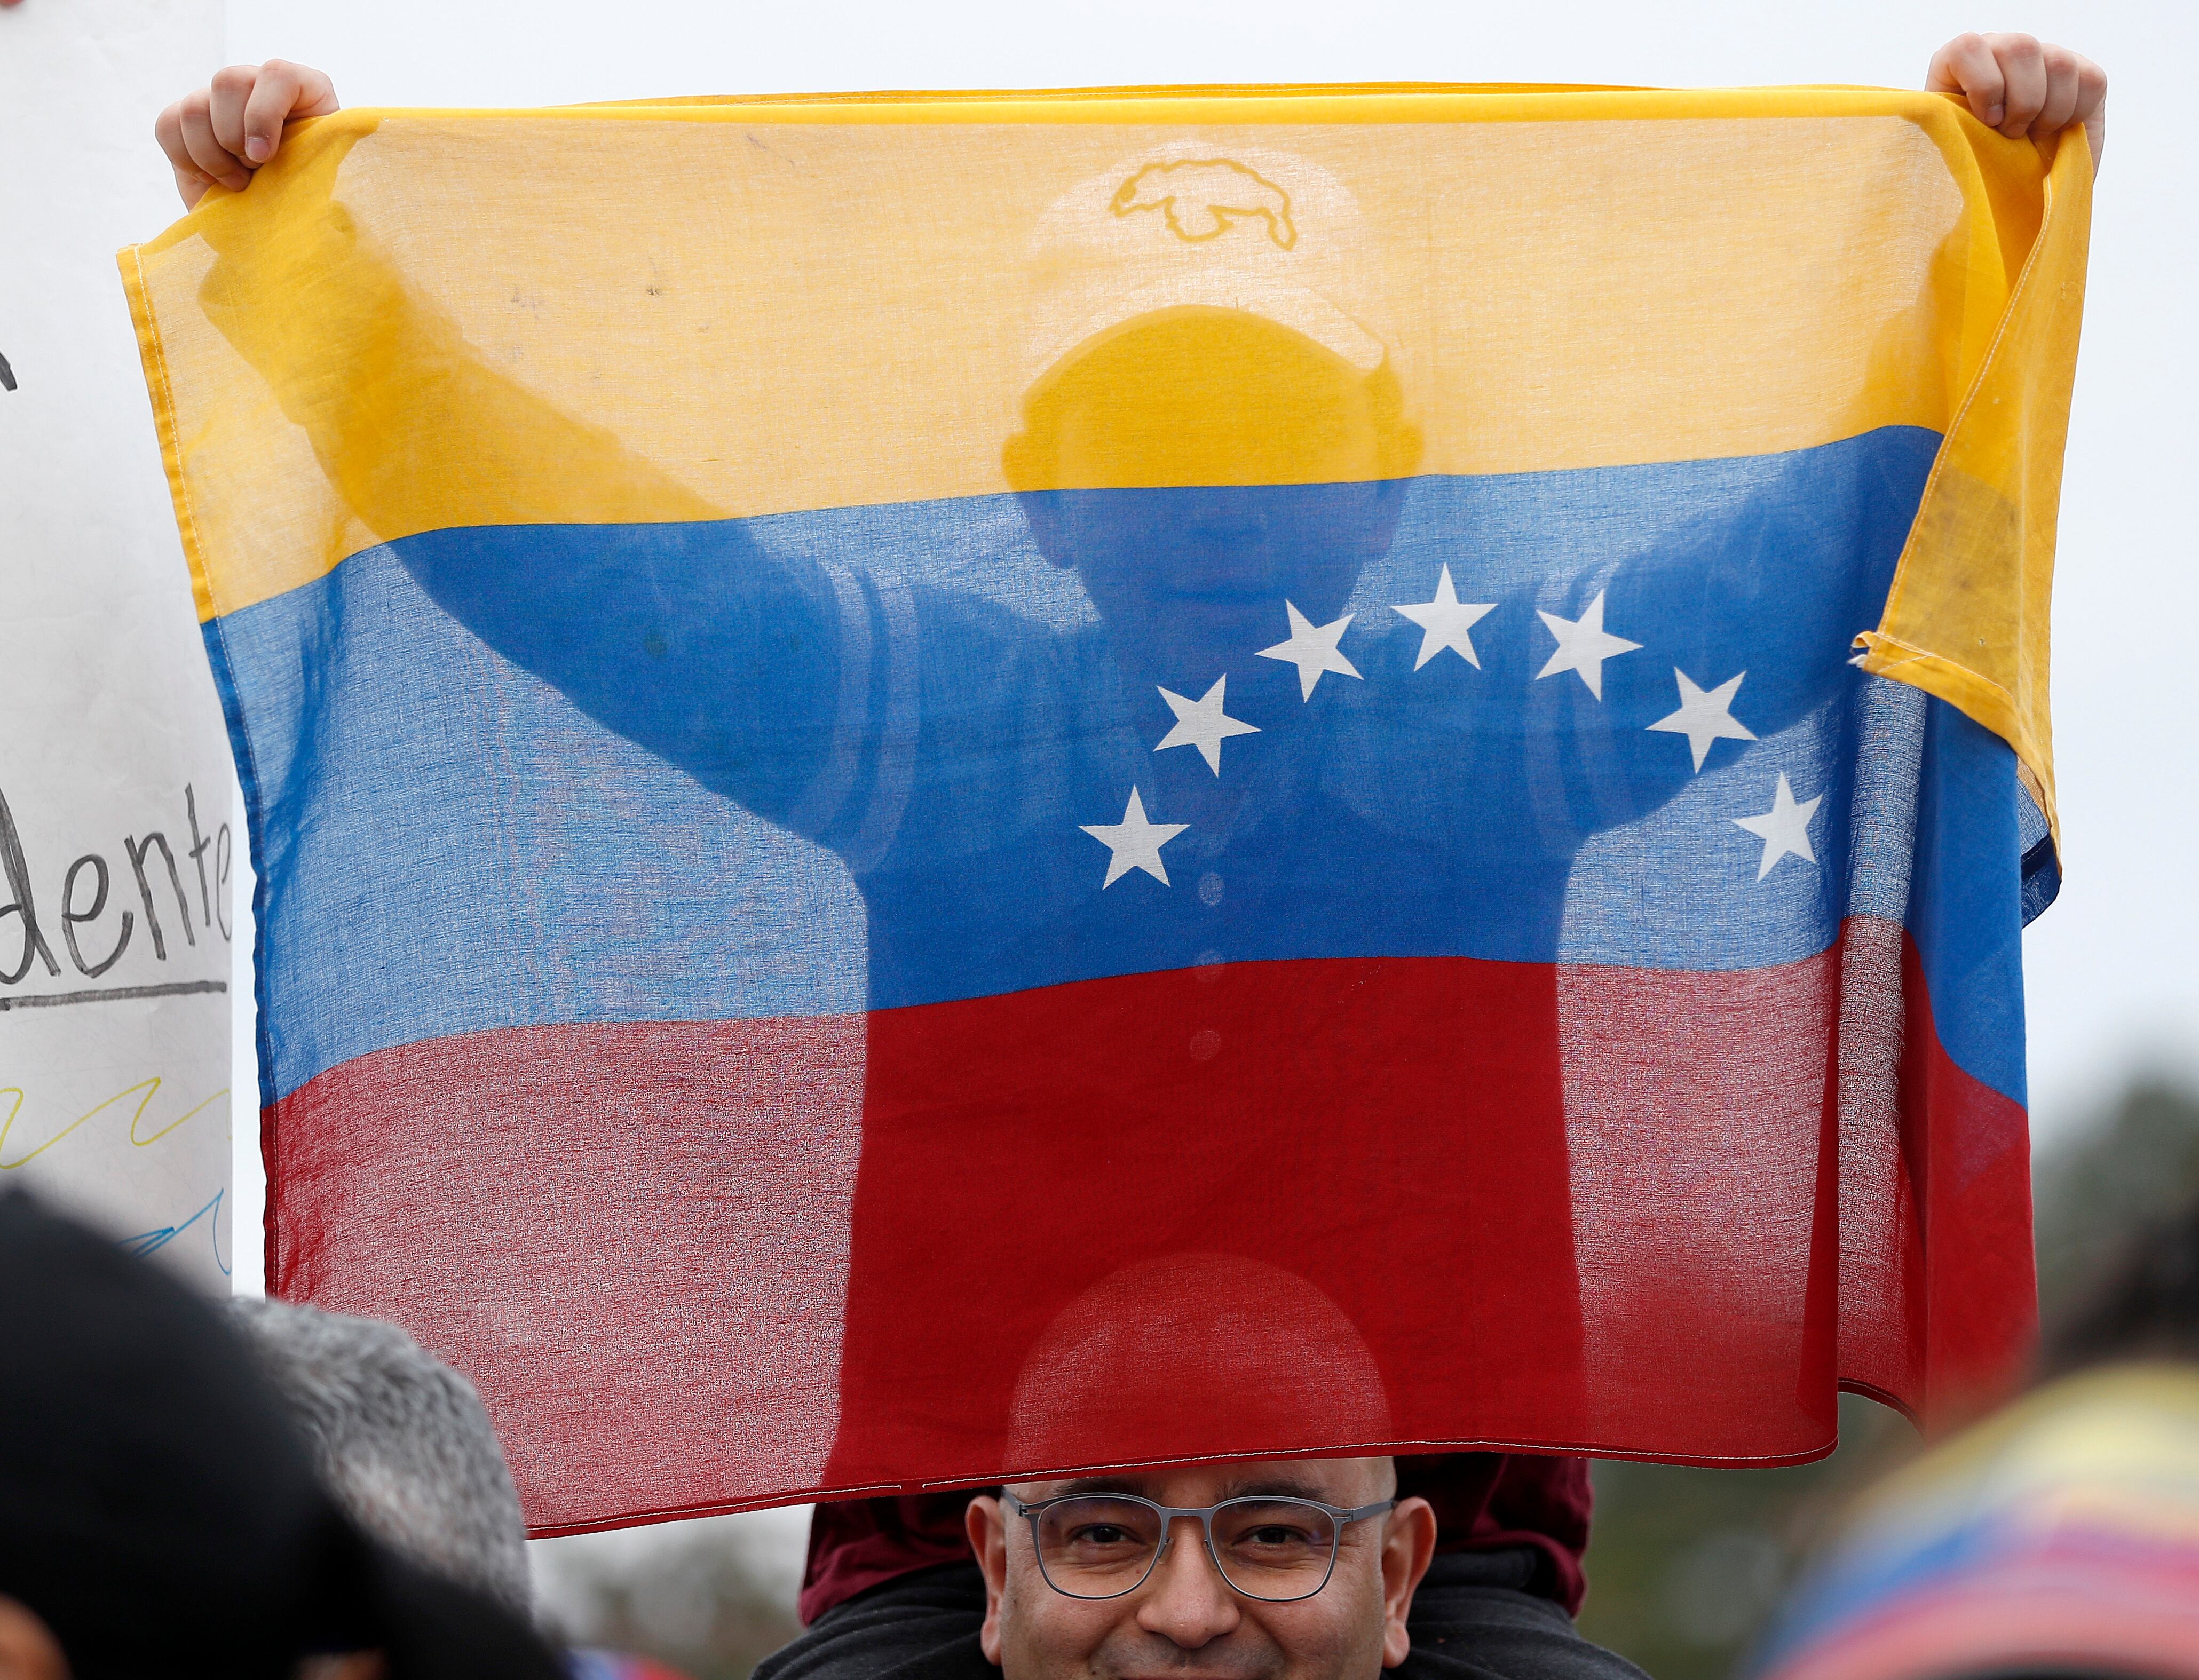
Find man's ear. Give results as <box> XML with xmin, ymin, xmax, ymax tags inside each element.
<box><xmin>0</xmin><ymin>1597</ymin><xmax>68</xmax><ymax>1680</ymax></box>
<box><xmin>967</xmin><ymin>1494</ymin><xmax>1012</xmax><ymax>1666</ymax></box>
<box><xmin>1378</xmin><ymin>1496</ymin><xmax>1438</xmax><ymax>1670</ymax></box>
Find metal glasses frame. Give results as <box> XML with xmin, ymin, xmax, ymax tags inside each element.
<box><xmin>1001</xmin><ymin>1492</ymin><xmax>1398</xmax><ymax>1602</ymax></box>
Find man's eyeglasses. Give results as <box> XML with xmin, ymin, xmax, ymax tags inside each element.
<box><xmin>1002</xmin><ymin>1492</ymin><xmax>1397</xmax><ymax>1603</ymax></box>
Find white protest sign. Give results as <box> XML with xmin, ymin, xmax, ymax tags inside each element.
<box><xmin>0</xmin><ymin>0</ymin><xmax>234</xmax><ymax>1286</ymax></box>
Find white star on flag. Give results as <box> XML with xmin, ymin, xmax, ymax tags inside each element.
<box><xmin>1154</xmin><ymin>675</ymin><xmax>1260</xmax><ymax>774</ymax></box>
<box><xmin>1534</xmin><ymin>590</ymin><xmax>1641</xmax><ymax>700</ymax></box>
<box><xmin>1258</xmin><ymin>601</ymin><xmax>1360</xmax><ymax>700</ymax></box>
<box><xmin>1648</xmin><ymin>668</ymin><xmax>1758</xmax><ymax>771</ymax></box>
<box><xmin>1080</xmin><ymin>787</ymin><xmax>1189</xmax><ymax>887</ymax></box>
<box><xmin>1733</xmin><ymin>773</ymin><xmax>1822</xmax><ymax>881</ymax></box>
<box><xmin>1393</xmin><ymin>565</ymin><xmax>1497</xmax><ymax>670</ymax></box>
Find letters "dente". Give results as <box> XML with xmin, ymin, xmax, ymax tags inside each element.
<box><xmin>0</xmin><ymin>783</ymin><xmax>231</xmax><ymax>987</ymax></box>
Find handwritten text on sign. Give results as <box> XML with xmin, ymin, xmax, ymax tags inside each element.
<box><xmin>0</xmin><ymin>780</ymin><xmax>231</xmax><ymax>1009</ymax></box>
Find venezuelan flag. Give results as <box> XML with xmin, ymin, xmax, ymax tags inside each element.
<box><xmin>123</xmin><ymin>85</ymin><xmax>2089</xmax><ymax>1533</ymax></box>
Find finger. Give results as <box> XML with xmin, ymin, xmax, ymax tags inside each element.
<box><xmin>2069</xmin><ymin>52</ymin><xmax>2108</xmax><ymax>122</ymax></box>
<box><xmin>240</xmin><ymin>59</ymin><xmax>340</xmax><ymax>165</ymax></box>
<box><xmin>163</xmin><ymin>154</ymin><xmax>216</xmax><ymax>210</ymax></box>
<box><xmin>207</xmin><ymin>62</ymin><xmax>260</xmax><ymax>163</ymax></box>
<box><xmin>265</xmin><ymin>59</ymin><xmax>341</xmax><ymax>118</ymax></box>
<box><xmin>2072</xmin><ymin>53</ymin><xmax>2108</xmax><ymax>168</ymax></box>
<box><xmin>239</xmin><ymin>61</ymin><xmax>298</xmax><ymax>165</ymax></box>
<box><xmin>1926</xmin><ymin>33</ymin><xmax>2005</xmax><ymax>129</ymax></box>
<box><xmin>177</xmin><ymin>91</ymin><xmax>251</xmax><ymax>194</ymax></box>
<box><xmin>170</xmin><ymin>165</ymin><xmax>212</xmax><ymax>210</ymax></box>
<box><xmin>1989</xmin><ymin>33</ymin><xmax>2048</xmax><ymax>137</ymax></box>
<box><xmin>2032</xmin><ymin>43</ymin><xmax>2082</xmax><ymax>138</ymax></box>
<box><xmin>153</xmin><ymin>97</ymin><xmax>197</xmax><ymax>180</ymax></box>
<box><xmin>155</xmin><ymin>100</ymin><xmax>211</xmax><ymax>209</ymax></box>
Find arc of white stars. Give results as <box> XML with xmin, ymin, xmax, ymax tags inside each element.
<box><xmin>1534</xmin><ymin>590</ymin><xmax>1641</xmax><ymax>700</ymax></box>
<box><xmin>1648</xmin><ymin>668</ymin><xmax>1758</xmax><ymax>771</ymax></box>
<box><xmin>1257</xmin><ymin>601</ymin><xmax>1360</xmax><ymax>700</ymax></box>
<box><xmin>1393</xmin><ymin>565</ymin><xmax>1498</xmax><ymax>670</ymax></box>
<box><xmin>1154</xmin><ymin>675</ymin><xmax>1260</xmax><ymax>775</ymax></box>
<box><xmin>1080</xmin><ymin>787</ymin><xmax>1188</xmax><ymax>887</ymax></box>
<box><xmin>1733</xmin><ymin>773</ymin><xmax>1822</xmax><ymax>882</ymax></box>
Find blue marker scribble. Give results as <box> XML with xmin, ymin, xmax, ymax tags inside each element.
<box><xmin>120</xmin><ymin>1186</ymin><xmax>230</xmax><ymax>1276</ymax></box>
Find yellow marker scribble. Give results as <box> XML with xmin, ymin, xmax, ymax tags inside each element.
<box><xmin>0</xmin><ymin>1077</ymin><xmax>230</xmax><ymax>1170</ymax></box>
<box><xmin>133</xmin><ymin>1085</ymin><xmax>229</xmax><ymax>1148</ymax></box>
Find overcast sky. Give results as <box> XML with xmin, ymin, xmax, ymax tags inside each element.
<box><xmin>212</xmin><ymin>0</ymin><xmax>2197</xmax><ymax>1286</ymax></box>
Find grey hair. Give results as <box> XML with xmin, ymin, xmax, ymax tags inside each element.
<box><xmin>230</xmin><ymin>1299</ymin><xmax>533</xmax><ymax>1615</ymax></box>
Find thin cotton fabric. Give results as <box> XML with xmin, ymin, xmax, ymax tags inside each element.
<box><xmin>121</xmin><ymin>84</ymin><xmax>2091</xmax><ymax>1535</ymax></box>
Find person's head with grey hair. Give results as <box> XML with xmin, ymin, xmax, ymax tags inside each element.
<box><xmin>231</xmin><ymin>1298</ymin><xmax>534</xmax><ymax>1618</ymax></box>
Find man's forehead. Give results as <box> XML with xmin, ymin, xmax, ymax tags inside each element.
<box><xmin>1007</xmin><ymin>1456</ymin><xmax>1395</xmax><ymax>1503</ymax></box>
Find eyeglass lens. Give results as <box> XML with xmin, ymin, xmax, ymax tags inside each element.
<box><xmin>1031</xmin><ymin>1497</ymin><xmax>1340</xmax><ymax>1601</ymax></box>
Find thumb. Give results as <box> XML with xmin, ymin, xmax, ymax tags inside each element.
<box><xmin>241</xmin><ymin>60</ymin><xmax>338</xmax><ymax>166</ymax></box>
